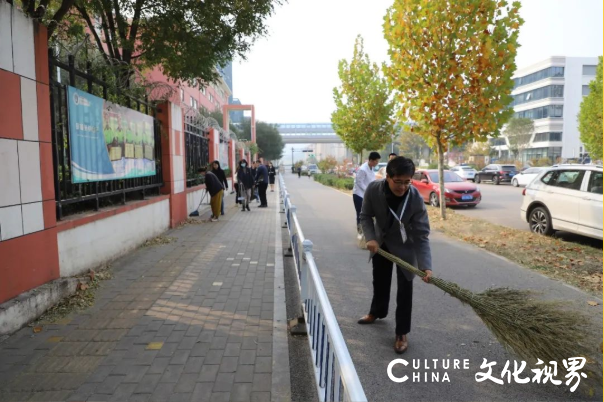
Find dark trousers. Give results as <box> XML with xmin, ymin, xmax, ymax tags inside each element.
<box><xmin>258</xmin><ymin>182</ymin><xmax>268</xmax><ymax>206</ymax></box>
<box><xmin>353</xmin><ymin>194</ymin><xmax>363</xmax><ymax>225</ymax></box>
<box><xmin>369</xmin><ymin>245</ymin><xmax>413</xmax><ymax>335</ymax></box>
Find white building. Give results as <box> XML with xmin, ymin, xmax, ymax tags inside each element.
<box><xmin>492</xmin><ymin>56</ymin><xmax>598</xmax><ymax>163</ymax></box>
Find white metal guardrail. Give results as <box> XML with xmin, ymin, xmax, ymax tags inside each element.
<box><xmin>278</xmin><ymin>173</ymin><xmax>367</xmax><ymax>402</ymax></box>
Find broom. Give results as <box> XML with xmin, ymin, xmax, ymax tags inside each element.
<box><xmin>376</xmin><ymin>248</ymin><xmax>601</xmax><ymax>387</ymax></box>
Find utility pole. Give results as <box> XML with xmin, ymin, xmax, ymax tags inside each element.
<box><xmin>291</xmin><ymin>147</ymin><xmax>294</xmax><ymax>167</ymax></box>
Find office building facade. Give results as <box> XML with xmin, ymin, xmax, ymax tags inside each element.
<box><xmin>492</xmin><ymin>56</ymin><xmax>598</xmax><ymax>163</ymax></box>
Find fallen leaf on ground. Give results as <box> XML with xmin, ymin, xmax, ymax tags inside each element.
<box><xmin>33</xmin><ymin>326</ymin><xmax>43</xmax><ymax>333</ymax></box>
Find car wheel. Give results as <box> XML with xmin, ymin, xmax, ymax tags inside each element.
<box><xmin>512</xmin><ymin>178</ymin><xmax>519</xmax><ymax>187</ymax></box>
<box><xmin>476</xmin><ymin>175</ymin><xmax>481</xmax><ymax>184</ymax></box>
<box><xmin>429</xmin><ymin>192</ymin><xmax>439</xmax><ymax>207</ymax></box>
<box><xmin>470</xmin><ymin>179</ymin><xmax>475</xmax><ymax>183</ymax></box>
<box><xmin>529</xmin><ymin>206</ymin><xmax>554</xmax><ymax>236</ymax></box>
<box><xmin>493</xmin><ymin>175</ymin><xmax>500</xmax><ymax>185</ymax></box>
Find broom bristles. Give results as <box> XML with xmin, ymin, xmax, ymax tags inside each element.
<box><xmin>376</xmin><ymin>248</ymin><xmax>601</xmax><ymax>385</ymax></box>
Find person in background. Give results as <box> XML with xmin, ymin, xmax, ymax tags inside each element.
<box><xmin>211</xmin><ymin>161</ymin><xmax>228</xmax><ymax>216</ymax></box>
<box><xmin>255</xmin><ymin>160</ymin><xmax>269</xmax><ymax>208</ymax></box>
<box><xmin>251</xmin><ymin>161</ymin><xmax>259</xmax><ymax>202</ymax></box>
<box><xmin>358</xmin><ymin>156</ymin><xmax>432</xmax><ymax>354</ymax></box>
<box><xmin>268</xmin><ymin>162</ymin><xmax>276</xmax><ymax>192</ymax></box>
<box><xmin>298</xmin><ymin>166</ymin><xmax>302</xmax><ymax>178</ymax></box>
<box><xmin>352</xmin><ymin>152</ymin><xmax>381</xmax><ymax>234</ymax></box>
<box><xmin>389</xmin><ymin>153</ymin><xmax>398</xmax><ymax>161</ymax></box>
<box><xmin>198</xmin><ymin>166</ymin><xmax>224</xmax><ymax>222</ymax></box>
<box><xmin>236</xmin><ymin>159</ymin><xmax>254</xmax><ymax>212</ymax></box>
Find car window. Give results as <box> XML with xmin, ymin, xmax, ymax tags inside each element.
<box><xmin>501</xmin><ymin>166</ymin><xmax>517</xmax><ymax>171</ymax></box>
<box><xmin>412</xmin><ymin>173</ymin><xmax>422</xmax><ymax>180</ymax></box>
<box><xmin>549</xmin><ymin>170</ymin><xmax>585</xmax><ymax>191</ymax></box>
<box><xmin>525</xmin><ymin>168</ymin><xmax>540</xmax><ymax>174</ymax></box>
<box><xmin>420</xmin><ymin>173</ymin><xmax>429</xmax><ymax>181</ymax></box>
<box><xmin>587</xmin><ymin>171</ymin><xmax>603</xmax><ymax>194</ymax></box>
<box><xmin>428</xmin><ymin>172</ymin><xmax>464</xmax><ymax>183</ymax></box>
<box><xmin>541</xmin><ymin>171</ymin><xmax>555</xmax><ymax>184</ymax></box>
<box><xmin>461</xmin><ymin>166</ymin><xmax>474</xmax><ymax>170</ymax></box>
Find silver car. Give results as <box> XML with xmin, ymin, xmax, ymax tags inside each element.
<box><xmin>450</xmin><ymin>165</ymin><xmax>477</xmax><ymax>181</ymax></box>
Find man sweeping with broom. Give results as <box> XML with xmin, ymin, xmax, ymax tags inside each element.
<box><xmin>358</xmin><ymin>156</ymin><xmax>432</xmax><ymax>354</ymax></box>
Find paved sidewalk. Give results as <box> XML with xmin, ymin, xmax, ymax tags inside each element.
<box><xmin>0</xmin><ymin>191</ymin><xmax>289</xmax><ymax>402</ymax></box>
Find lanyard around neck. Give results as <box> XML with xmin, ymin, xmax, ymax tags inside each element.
<box><xmin>388</xmin><ymin>190</ymin><xmax>410</xmax><ymax>224</ymax></box>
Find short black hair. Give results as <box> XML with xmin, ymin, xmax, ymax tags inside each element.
<box><xmin>197</xmin><ymin>167</ymin><xmax>207</xmax><ymax>173</ymax></box>
<box><xmin>386</xmin><ymin>156</ymin><xmax>415</xmax><ymax>178</ymax></box>
<box><xmin>389</xmin><ymin>153</ymin><xmax>398</xmax><ymax>158</ymax></box>
<box><xmin>368</xmin><ymin>152</ymin><xmax>381</xmax><ymax>161</ymax></box>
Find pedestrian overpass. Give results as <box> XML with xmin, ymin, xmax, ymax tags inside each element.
<box><xmin>276</xmin><ymin>123</ymin><xmax>343</xmax><ymax>144</ymax></box>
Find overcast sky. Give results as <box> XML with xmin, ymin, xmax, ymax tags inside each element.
<box><xmin>232</xmin><ymin>0</ymin><xmax>603</xmax><ymax>124</ymax></box>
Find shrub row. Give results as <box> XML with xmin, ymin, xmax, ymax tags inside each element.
<box><xmin>314</xmin><ymin>174</ymin><xmax>354</xmax><ymax>190</ymax></box>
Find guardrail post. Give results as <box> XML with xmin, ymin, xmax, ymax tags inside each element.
<box><xmin>290</xmin><ymin>238</ymin><xmax>312</xmax><ymax>336</ymax></box>
<box><xmin>301</xmin><ymin>239</ymin><xmax>312</xmax><ymax>301</ymax></box>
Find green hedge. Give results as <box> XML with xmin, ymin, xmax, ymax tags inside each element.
<box><xmin>314</xmin><ymin>174</ymin><xmax>354</xmax><ymax>190</ymax></box>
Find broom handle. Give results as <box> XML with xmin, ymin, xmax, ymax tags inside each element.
<box><xmin>376</xmin><ymin>248</ymin><xmax>427</xmax><ymax>278</ymax></box>
<box><xmin>377</xmin><ymin>248</ymin><xmax>522</xmax><ymax>320</ymax></box>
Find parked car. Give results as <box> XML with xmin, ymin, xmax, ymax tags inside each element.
<box><xmin>511</xmin><ymin>167</ymin><xmax>546</xmax><ymax>187</ymax></box>
<box><xmin>450</xmin><ymin>165</ymin><xmax>478</xmax><ymax>181</ymax></box>
<box><xmin>307</xmin><ymin>164</ymin><xmax>321</xmax><ymax>175</ymax></box>
<box><xmin>520</xmin><ymin>165</ymin><xmax>603</xmax><ymax>240</ymax></box>
<box><xmin>412</xmin><ymin>169</ymin><xmax>481</xmax><ymax>207</ymax></box>
<box><xmin>475</xmin><ymin>164</ymin><xmax>518</xmax><ymax>185</ymax></box>
<box><xmin>374</xmin><ymin>162</ymin><xmax>388</xmax><ymax>180</ymax></box>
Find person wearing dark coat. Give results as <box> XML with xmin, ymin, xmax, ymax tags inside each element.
<box><xmin>211</xmin><ymin>161</ymin><xmax>228</xmax><ymax>216</ymax></box>
<box><xmin>254</xmin><ymin>160</ymin><xmax>269</xmax><ymax>208</ymax></box>
<box><xmin>236</xmin><ymin>159</ymin><xmax>254</xmax><ymax>211</ymax></box>
<box><xmin>267</xmin><ymin>162</ymin><xmax>276</xmax><ymax>192</ymax></box>
<box><xmin>358</xmin><ymin>156</ymin><xmax>433</xmax><ymax>355</ymax></box>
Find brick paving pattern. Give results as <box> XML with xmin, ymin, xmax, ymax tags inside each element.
<box><xmin>0</xmin><ymin>196</ymin><xmax>279</xmax><ymax>402</ymax></box>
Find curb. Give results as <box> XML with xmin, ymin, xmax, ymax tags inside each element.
<box><xmin>272</xmin><ymin>188</ymin><xmax>292</xmax><ymax>402</ymax></box>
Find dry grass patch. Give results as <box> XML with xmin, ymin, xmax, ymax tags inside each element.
<box><xmin>427</xmin><ymin>207</ymin><xmax>603</xmax><ymax>295</ymax></box>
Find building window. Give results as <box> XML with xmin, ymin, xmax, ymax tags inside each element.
<box><xmin>533</xmin><ymin>132</ymin><xmax>562</xmax><ymax>142</ymax></box>
<box><xmin>190</xmin><ymin>97</ymin><xmax>194</xmax><ymax>107</ymax></box>
<box><xmin>582</xmin><ymin>85</ymin><xmax>591</xmax><ymax>96</ymax></box>
<box><xmin>489</xmin><ymin>138</ymin><xmax>507</xmax><ymax>146</ymax></box>
<box><xmin>513</xmin><ymin>66</ymin><xmax>564</xmax><ymax>89</ymax></box>
<box><xmin>180</xmin><ymin>89</ymin><xmax>185</xmax><ymax>102</ymax></box>
<box><xmin>582</xmin><ymin>65</ymin><xmax>597</xmax><ymax>75</ymax></box>
<box><xmin>201</xmin><ymin>86</ymin><xmax>206</xmax><ymax>95</ymax></box>
<box><xmin>513</xmin><ymin>85</ymin><xmax>564</xmax><ymax>106</ymax></box>
<box><xmin>514</xmin><ymin>105</ymin><xmax>563</xmax><ymax>120</ymax></box>
<box><xmin>522</xmin><ymin>147</ymin><xmax>562</xmax><ymax>164</ymax></box>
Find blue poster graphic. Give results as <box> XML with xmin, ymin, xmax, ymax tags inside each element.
<box><xmin>67</xmin><ymin>86</ymin><xmax>156</xmax><ymax>183</ymax></box>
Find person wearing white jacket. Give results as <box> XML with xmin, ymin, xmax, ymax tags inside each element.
<box><xmin>353</xmin><ymin>152</ymin><xmax>381</xmax><ymax>234</ymax></box>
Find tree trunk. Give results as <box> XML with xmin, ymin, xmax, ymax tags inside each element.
<box><xmin>437</xmin><ymin>141</ymin><xmax>447</xmax><ymax>219</ymax></box>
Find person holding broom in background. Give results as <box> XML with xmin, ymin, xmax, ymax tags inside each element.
<box><xmin>358</xmin><ymin>156</ymin><xmax>432</xmax><ymax>354</ymax></box>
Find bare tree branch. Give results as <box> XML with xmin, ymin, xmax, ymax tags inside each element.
<box><xmin>75</xmin><ymin>3</ymin><xmax>111</xmax><ymax>65</ymax></box>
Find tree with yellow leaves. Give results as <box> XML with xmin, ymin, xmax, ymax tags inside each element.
<box><xmin>332</xmin><ymin>36</ymin><xmax>396</xmax><ymax>161</ymax></box>
<box><xmin>383</xmin><ymin>0</ymin><xmax>523</xmax><ymax>218</ymax></box>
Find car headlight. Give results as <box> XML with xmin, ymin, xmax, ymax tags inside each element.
<box><xmin>445</xmin><ymin>188</ymin><xmax>453</xmax><ymax>194</ymax></box>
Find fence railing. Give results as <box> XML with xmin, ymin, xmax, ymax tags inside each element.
<box><xmin>278</xmin><ymin>173</ymin><xmax>367</xmax><ymax>402</ymax></box>
<box><xmin>49</xmin><ymin>53</ymin><xmax>163</xmax><ymax>219</ymax></box>
<box><xmin>184</xmin><ymin>111</ymin><xmax>210</xmax><ymax>187</ymax></box>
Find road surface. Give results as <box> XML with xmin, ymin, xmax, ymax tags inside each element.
<box><xmin>282</xmin><ymin>172</ymin><xmax>602</xmax><ymax>402</ymax></box>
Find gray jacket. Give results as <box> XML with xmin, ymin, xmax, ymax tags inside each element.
<box><xmin>360</xmin><ymin>180</ymin><xmax>432</xmax><ymax>281</ymax></box>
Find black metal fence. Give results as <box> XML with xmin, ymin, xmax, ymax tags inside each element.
<box><xmin>184</xmin><ymin>112</ymin><xmax>210</xmax><ymax>187</ymax></box>
<box><xmin>49</xmin><ymin>52</ymin><xmax>163</xmax><ymax>219</ymax></box>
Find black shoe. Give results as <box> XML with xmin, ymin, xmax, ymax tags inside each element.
<box><xmin>246</xmin><ymin>206</ymin><xmax>250</xmax><ymax>211</ymax></box>
<box><xmin>242</xmin><ymin>208</ymin><xmax>245</xmax><ymax>212</ymax></box>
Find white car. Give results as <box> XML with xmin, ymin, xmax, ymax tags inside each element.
<box><xmin>511</xmin><ymin>167</ymin><xmax>546</xmax><ymax>187</ymax></box>
<box><xmin>520</xmin><ymin>165</ymin><xmax>603</xmax><ymax>240</ymax></box>
<box><xmin>307</xmin><ymin>164</ymin><xmax>321</xmax><ymax>174</ymax></box>
<box><xmin>450</xmin><ymin>165</ymin><xmax>477</xmax><ymax>181</ymax></box>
